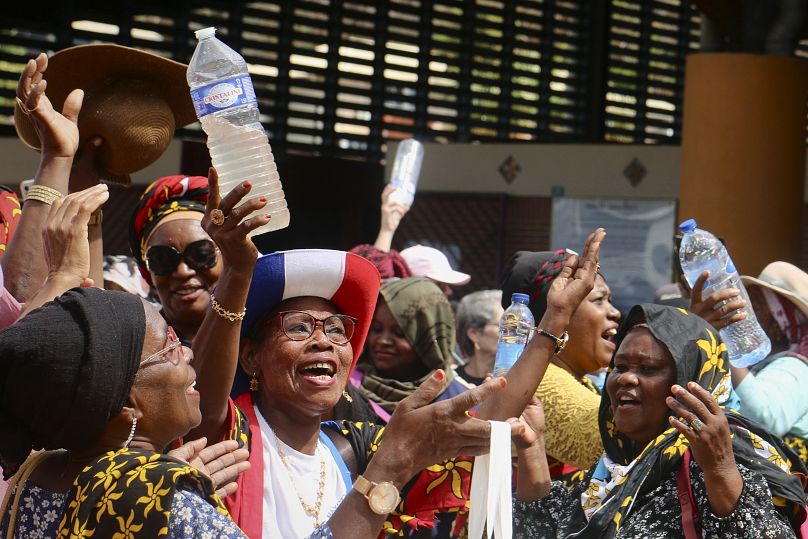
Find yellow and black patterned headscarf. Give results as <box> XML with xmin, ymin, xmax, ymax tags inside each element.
<box><xmin>570</xmin><ymin>304</ymin><xmax>807</xmax><ymax>537</ymax></box>
<box><xmin>57</xmin><ymin>447</ymin><xmax>228</xmax><ymax>538</ymax></box>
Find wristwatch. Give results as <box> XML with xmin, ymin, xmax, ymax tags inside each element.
<box><xmin>354</xmin><ymin>475</ymin><xmax>400</xmax><ymax>515</ymax></box>
<box><xmin>534</xmin><ymin>328</ymin><xmax>569</xmax><ymax>355</ymax></box>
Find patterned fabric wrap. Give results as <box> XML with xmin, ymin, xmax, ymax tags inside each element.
<box><xmin>499</xmin><ymin>249</ymin><xmax>570</xmax><ymax>322</ymax></box>
<box><xmin>56</xmin><ymin>447</ymin><xmax>229</xmax><ymax>538</ymax></box>
<box><xmin>567</xmin><ymin>304</ymin><xmax>808</xmax><ymax>537</ymax></box>
<box><xmin>348</xmin><ymin>244</ymin><xmax>413</xmax><ymax>280</ymax></box>
<box><xmin>359</xmin><ymin>277</ymin><xmax>457</xmax><ymax>413</ymax></box>
<box><xmin>128</xmin><ymin>175</ymin><xmax>208</xmax><ymax>286</ymax></box>
<box><xmin>0</xmin><ymin>189</ymin><xmax>21</xmax><ymax>258</ymax></box>
<box><xmin>763</xmin><ymin>288</ymin><xmax>808</xmax><ymax>357</ymax></box>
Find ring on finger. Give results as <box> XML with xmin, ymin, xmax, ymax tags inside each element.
<box><xmin>15</xmin><ymin>96</ymin><xmax>38</xmax><ymax>115</ymax></box>
<box><xmin>210</xmin><ymin>208</ymin><xmax>226</xmax><ymax>226</ymax></box>
<box><xmin>690</xmin><ymin>417</ymin><xmax>705</xmax><ymax>433</ymax></box>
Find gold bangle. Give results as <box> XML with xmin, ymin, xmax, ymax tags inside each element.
<box><xmin>25</xmin><ymin>185</ymin><xmax>63</xmax><ymax>206</ymax></box>
<box><xmin>88</xmin><ymin>209</ymin><xmax>103</xmax><ymax>226</ymax></box>
<box><xmin>210</xmin><ymin>294</ymin><xmax>246</xmax><ymax>322</ymax></box>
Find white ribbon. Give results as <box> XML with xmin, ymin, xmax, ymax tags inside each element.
<box><xmin>468</xmin><ymin>420</ymin><xmax>513</xmax><ymax>539</ymax></box>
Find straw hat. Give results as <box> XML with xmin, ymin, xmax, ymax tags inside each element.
<box><xmin>14</xmin><ymin>44</ymin><xmax>197</xmax><ymax>185</ymax></box>
<box><xmin>741</xmin><ymin>261</ymin><xmax>808</xmax><ymax>319</ymax></box>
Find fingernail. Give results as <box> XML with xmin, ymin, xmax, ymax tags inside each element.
<box><xmin>264</xmin><ymin>214</ymin><xmax>272</xmax><ymax>219</ymax></box>
<box><xmin>242</xmin><ymin>181</ymin><xmax>251</xmax><ymax>189</ymax></box>
<box><xmin>688</xmin><ymin>381</ymin><xmax>697</xmax><ymax>389</ymax></box>
<box><xmin>672</xmin><ymin>384</ymin><xmax>682</xmax><ymax>392</ymax></box>
<box><xmin>259</xmin><ymin>197</ymin><xmax>267</xmax><ymax>203</ymax></box>
<box><xmin>433</xmin><ymin>369</ymin><xmax>445</xmax><ymax>382</ymax></box>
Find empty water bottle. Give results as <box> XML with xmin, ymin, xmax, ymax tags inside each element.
<box><xmin>679</xmin><ymin>219</ymin><xmax>770</xmax><ymax>367</ymax></box>
<box><xmin>493</xmin><ymin>293</ymin><xmax>535</xmax><ymax>376</ymax></box>
<box><xmin>387</xmin><ymin>139</ymin><xmax>424</xmax><ymax>208</ymax></box>
<box><xmin>187</xmin><ymin>27</ymin><xmax>289</xmax><ymax>236</ymax></box>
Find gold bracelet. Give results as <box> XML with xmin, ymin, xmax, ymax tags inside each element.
<box><xmin>25</xmin><ymin>185</ymin><xmax>63</xmax><ymax>205</ymax></box>
<box><xmin>210</xmin><ymin>294</ymin><xmax>246</xmax><ymax>322</ymax></box>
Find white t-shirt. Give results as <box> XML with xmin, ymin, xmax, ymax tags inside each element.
<box><xmin>254</xmin><ymin>406</ymin><xmax>348</xmax><ymax>539</ymax></box>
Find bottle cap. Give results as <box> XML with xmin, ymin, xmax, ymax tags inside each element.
<box><xmin>195</xmin><ymin>27</ymin><xmax>216</xmax><ymax>40</ymax></box>
<box><xmin>511</xmin><ymin>293</ymin><xmax>530</xmax><ymax>304</ymax></box>
<box><xmin>679</xmin><ymin>218</ymin><xmax>697</xmax><ymax>233</ymax></box>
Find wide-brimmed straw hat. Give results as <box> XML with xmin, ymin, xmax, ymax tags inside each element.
<box><xmin>242</xmin><ymin>249</ymin><xmax>382</xmax><ymax>369</ymax></box>
<box><xmin>741</xmin><ymin>261</ymin><xmax>808</xmax><ymax>319</ymax></box>
<box><xmin>14</xmin><ymin>44</ymin><xmax>197</xmax><ymax>185</ymax></box>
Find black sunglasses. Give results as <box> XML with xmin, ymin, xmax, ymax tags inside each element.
<box><xmin>145</xmin><ymin>239</ymin><xmax>219</xmax><ymax>276</ymax></box>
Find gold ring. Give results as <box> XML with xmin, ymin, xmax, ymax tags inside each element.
<box><xmin>210</xmin><ymin>209</ymin><xmax>226</xmax><ymax>226</ymax></box>
<box><xmin>15</xmin><ymin>96</ymin><xmax>38</xmax><ymax>115</ymax></box>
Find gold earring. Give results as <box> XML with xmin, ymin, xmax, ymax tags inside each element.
<box><xmin>473</xmin><ymin>341</ymin><xmax>481</xmax><ymax>351</ymax></box>
<box><xmin>343</xmin><ymin>390</ymin><xmax>353</xmax><ymax>403</ymax></box>
<box><xmin>250</xmin><ymin>372</ymin><xmax>259</xmax><ymax>392</ymax></box>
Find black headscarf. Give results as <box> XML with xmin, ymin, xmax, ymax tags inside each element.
<box><xmin>0</xmin><ymin>287</ymin><xmax>146</xmax><ymax>479</ymax></box>
<box><xmin>500</xmin><ymin>249</ymin><xmax>571</xmax><ymax>322</ymax></box>
<box><xmin>569</xmin><ymin>303</ymin><xmax>808</xmax><ymax>537</ymax></box>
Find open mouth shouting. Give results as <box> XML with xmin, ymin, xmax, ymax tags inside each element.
<box><xmin>298</xmin><ymin>360</ymin><xmax>338</xmax><ymax>386</ymax></box>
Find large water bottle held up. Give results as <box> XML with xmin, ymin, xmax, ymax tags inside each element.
<box><xmin>678</xmin><ymin>219</ymin><xmax>770</xmax><ymax>367</ymax></box>
<box><xmin>493</xmin><ymin>293</ymin><xmax>535</xmax><ymax>376</ymax></box>
<box><xmin>387</xmin><ymin>139</ymin><xmax>424</xmax><ymax>209</ymax></box>
<box><xmin>187</xmin><ymin>27</ymin><xmax>289</xmax><ymax>236</ymax></box>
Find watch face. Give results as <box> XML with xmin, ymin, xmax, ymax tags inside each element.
<box><xmin>368</xmin><ymin>482</ymin><xmax>400</xmax><ymax>515</ymax></box>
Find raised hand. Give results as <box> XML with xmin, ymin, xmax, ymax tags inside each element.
<box><xmin>17</xmin><ymin>53</ymin><xmax>83</xmax><ymax>160</ymax></box>
<box><xmin>545</xmin><ymin>228</ymin><xmax>605</xmax><ymax>320</ymax></box>
<box><xmin>381</xmin><ymin>184</ymin><xmax>409</xmax><ymax>233</ymax></box>
<box><xmin>509</xmin><ymin>396</ymin><xmax>545</xmax><ymax>450</ymax></box>
<box><xmin>365</xmin><ymin>371</ymin><xmax>514</xmax><ymax>488</ymax></box>
<box><xmin>167</xmin><ymin>437</ymin><xmax>250</xmax><ymax>499</ymax></box>
<box><xmin>667</xmin><ymin>381</ymin><xmax>743</xmax><ymax>516</ymax></box>
<box><xmin>43</xmin><ymin>184</ymin><xmax>109</xmax><ymax>287</ymax></box>
<box><xmin>689</xmin><ymin>271</ymin><xmax>747</xmax><ymax>330</ymax></box>
<box><xmin>201</xmin><ymin>167</ymin><xmax>270</xmax><ymax>272</ymax></box>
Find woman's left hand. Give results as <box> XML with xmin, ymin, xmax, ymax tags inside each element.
<box><xmin>667</xmin><ymin>382</ymin><xmax>737</xmax><ymax>476</ymax></box>
<box><xmin>667</xmin><ymin>382</ymin><xmax>744</xmax><ymax>516</ymax></box>
<box><xmin>167</xmin><ymin>437</ymin><xmax>251</xmax><ymax>499</ymax></box>
<box><xmin>201</xmin><ymin>167</ymin><xmax>270</xmax><ymax>273</ymax></box>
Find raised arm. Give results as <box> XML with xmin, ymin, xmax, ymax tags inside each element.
<box><xmin>476</xmin><ymin>228</ymin><xmax>605</xmax><ymax>422</ymax></box>
<box><xmin>373</xmin><ymin>184</ymin><xmax>409</xmax><ymax>252</ymax></box>
<box><xmin>18</xmin><ymin>184</ymin><xmax>109</xmax><ymax>318</ymax></box>
<box><xmin>185</xmin><ymin>167</ymin><xmax>270</xmax><ymax>443</ymax></box>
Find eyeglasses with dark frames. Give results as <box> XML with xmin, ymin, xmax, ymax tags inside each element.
<box><xmin>145</xmin><ymin>239</ymin><xmax>219</xmax><ymax>276</ymax></box>
<box><xmin>276</xmin><ymin>311</ymin><xmax>358</xmax><ymax>345</ymax></box>
<box><xmin>141</xmin><ymin>326</ymin><xmax>185</xmax><ymax>368</ymax></box>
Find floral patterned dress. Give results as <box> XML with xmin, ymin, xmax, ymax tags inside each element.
<box><xmin>513</xmin><ymin>451</ymin><xmax>798</xmax><ymax>537</ymax></box>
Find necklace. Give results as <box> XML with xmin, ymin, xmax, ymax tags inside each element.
<box><xmin>272</xmin><ymin>429</ymin><xmax>327</xmax><ymax>527</ymax></box>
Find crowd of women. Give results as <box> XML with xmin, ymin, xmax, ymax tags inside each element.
<box><xmin>0</xmin><ymin>44</ymin><xmax>807</xmax><ymax>539</ymax></box>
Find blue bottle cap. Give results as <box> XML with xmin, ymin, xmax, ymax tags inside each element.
<box><xmin>726</xmin><ymin>260</ymin><xmax>736</xmax><ymax>273</ymax></box>
<box><xmin>511</xmin><ymin>293</ymin><xmax>530</xmax><ymax>303</ymax></box>
<box><xmin>679</xmin><ymin>218</ymin><xmax>697</xmax><ymax>233</ymax></box>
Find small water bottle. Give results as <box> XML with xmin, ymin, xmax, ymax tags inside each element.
<box><xmin>388</xmin><ymin>139</ymin><xmax>424</xmax><ymax>208</ymax></box>
<box><xmin>493</xmin><ymin>293</ymin><xmax>535</xmax><ymax>376</ymax></box>
<box><xmin>679</xmin><ymin>219</ymin><xmax>770</xmax><ymax>367</ymax></box>
<box><xmin>187</xmin><ymin>27</ymin><xmax>289</xmax><ymax>236</ymax></box>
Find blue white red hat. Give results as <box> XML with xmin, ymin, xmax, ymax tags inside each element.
<box><xmin>242</xmin><ymin>249</ymin><xmax>381</xmax><ymax>368</ymax></box>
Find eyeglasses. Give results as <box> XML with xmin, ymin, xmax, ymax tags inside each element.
<box><xmin>145</xmin><ymin>239</ymin><xmax>218</xmax><ymax>276</ymax></box>
<box><xmin>141</xmin><ymin>326</ymin><xmax>184</xmax><ymax>368</ymax></box>
<box><xmin>276</xmin><ymin>311</ymin><xmax>358</xmax><ymax>345</ymax></box>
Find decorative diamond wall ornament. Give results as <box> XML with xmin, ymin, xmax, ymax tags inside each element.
<box><xmin>623</xmin><ymin>158</ymin><xmax>646</xmax><ymax>187</ymax></box>
<box><xmin>498</xmin><ymin>155</ymin><xmax>521</xmax><ymax>184</ymax></box>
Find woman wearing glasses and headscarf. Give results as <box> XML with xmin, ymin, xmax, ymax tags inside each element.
<box><xmin>129</xmin><ymin>174</ymin><xmax>221</xmax><ymax>347</ymax></box>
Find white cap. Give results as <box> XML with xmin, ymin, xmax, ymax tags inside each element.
<box><xmin>195</xmin><ymin>27</ymin><xmax>216</xmax><ymax>40</ymax></box>
<box><xmin>401</xmin><ymin>245</ymin><xmax>471</xmax><ymax>286</ymax></box>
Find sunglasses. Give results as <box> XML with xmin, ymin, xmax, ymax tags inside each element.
<box><xmin>276</xmin><ymin>311</ymin><xmax>358</xmax><ymax>345</ymax></box>
<box><xmin>141</xmin><ymin>326</ymin><xmax>185</xmax><ymax>368</ymax></box>
<box><xmin>145</xmin><ymin>239</ymin><xmax>218</xmax><ymax>276</ymax></box>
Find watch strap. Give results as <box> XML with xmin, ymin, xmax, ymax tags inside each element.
<box><xmin>534</xmin><ymin>328</ymin><xmax>568</xmax><ymax>355</ymax></box>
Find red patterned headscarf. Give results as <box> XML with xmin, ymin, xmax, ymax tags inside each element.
<box><xmin>128</xmin><ymin>175</ymin><xmax>208</xmax><ymax>285</ymax></box>
<box><xmin>349</xmin><ymin>244</ymin><xmax>412</xmax><ymax>280</ymax></box>
<box><xmin>0</xmin><ymin>188</ymin><xmax>21</xmax><ymax>258</ymax></box>
<box><xmin>499</xmin><ymin>249</ymin><xmax>572</xmax><ymax>322</ymax></box>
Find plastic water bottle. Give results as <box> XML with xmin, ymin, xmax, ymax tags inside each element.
<box><xmin>187</xmin><ymin>27</ymin><xmax>289</xmax><ymax>236</ymax></box>
<box><xmin>493</xmin><ymin>293</ymin><xmax>535</xmax><ymax>376</ymax></box>
<box><xmin>679</xmin><ymin>219</ymin><xmax>770</xmax><ymax>367</ymax></box>
<box><xmin>387</xmin><ymin>139</ymin><xmax>424</xmax><ymax>208</ymax></box>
